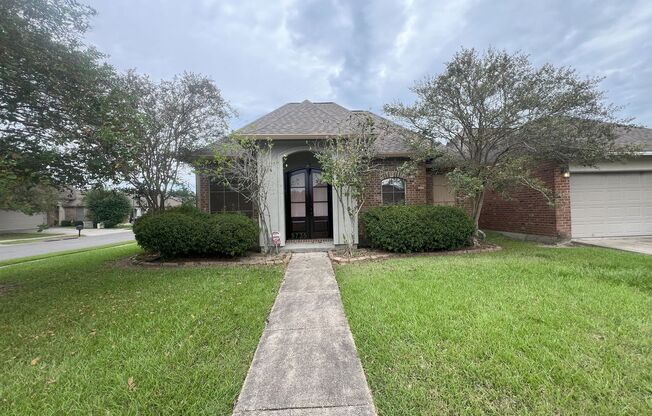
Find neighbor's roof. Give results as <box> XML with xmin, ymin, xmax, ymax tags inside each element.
<box><xmin>237</xmin><ymin>100</ymin><xmax>413</xmax><ymax>156</ymax></box>
<box><xmin>614</xmin><ymin>125</ymin><xmax>652</xmax><ymax>152</ymax></box>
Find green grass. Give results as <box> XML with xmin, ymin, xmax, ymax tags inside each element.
<box><xmin>0</xmin><ymin>232</ymin><xmax>63</xmax><ymax>242</ymax></box>
<box><xmin>337</xmin><ymin>235</ymin><xmax>652</xmax><ymax>415</ymax></box>
<box><xmin>0</xmin><ymin>245</ymin><xmax>284</xmax><ymax>414</ymax></box>
<box><xmin>0</xmin><ymin>242</ymin><xmax>135</xmax><ymax>267</ymax></box>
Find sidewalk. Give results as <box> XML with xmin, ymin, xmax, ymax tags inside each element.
<box><xmin>233</xmin><ymin>252</ymin><xmax>376</xmax><ymax>416</ymax></box>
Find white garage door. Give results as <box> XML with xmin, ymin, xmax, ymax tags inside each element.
<box><xmin>570</xmin><ymin>172</ymin><xmax>652</xmax><ymax>237</ymax></box>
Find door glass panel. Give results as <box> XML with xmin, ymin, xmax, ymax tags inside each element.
<box><xmin>313</xmin><ymin>201</ymin><xmax>328</xmax><ymax>217</ymax></box>
<box><xmin>313</xmin><ymin>187</ymin><xmax>327</xmax><ymax>202</ymax></box>
<box><xmin>291</xmin><ymin>202</ymin><xmax>306</xmax><ymax>217</ymax></box>
<box><xmin>312</xmin><ymin>172</ymin><xmax>323</xmax><ymax>186</ymax></box>
<box><xmin>290</xmin><ymin>173</ymin><xmax>305</xmax><ymax>187</ymax></box>
<box><xmin>290</xmin><ymin>188</ymin><xmax>305</xmax><ymax>202</ymax></box>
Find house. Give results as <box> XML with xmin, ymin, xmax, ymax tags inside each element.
<box><xmin>480</xmin><ymin>126</ymin><xmax>652</xmax><ymax>240</ymax></box>
<box><xmin>195</xmin><ymin>100</ymin><xmax>652</xmax><ymax>247</ymax></box>
<box><xmin>195</xmin><ymin>100</ymin><xmax>451</xmax><ymax>248</ymax></box>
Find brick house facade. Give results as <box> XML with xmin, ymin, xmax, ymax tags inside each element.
<box><xmin>479</xmin><ymin>162</ymin><xmax>571</xmax><ymax>240</ymax></box>
<box><xmin>361</xmin><ymin>158</ymin><xmax>428</xmax><ymax>209</ymax></box>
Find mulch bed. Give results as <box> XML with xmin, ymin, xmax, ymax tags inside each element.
<box><xmin>128</xmin><ymin>251</ymin><xmax>292</xmax><ymax>268</ymax></box>
<box><xmin>328</xmin><ymin>244</ymin><xmax>502</xmax><ymax>264</ymax></box>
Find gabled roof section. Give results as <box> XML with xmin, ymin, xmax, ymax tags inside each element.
<box><xmin>237</xmin><ymin>100</ymin><xmax>413</xmax><ymax>156</ymax></box>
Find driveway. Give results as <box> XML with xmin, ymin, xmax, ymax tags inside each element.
<box><xmin>574</xmin><ymin>236</ymin><xmax>652</xmax><ymax>255</ymax></box>
<box><xmin>0</xmin><ymin>230</ymin><xmax>135</xmax><ymax>262</ymax></box>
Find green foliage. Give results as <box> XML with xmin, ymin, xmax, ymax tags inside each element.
<box><xmin>204</xmin><ymin>214</ymin><xmax>259</xmax><ymax>257</ymax></box>
<box><xmin>60</xmin><ymin>220</ymin><xmax>72</xmax><ymax>227</ymax></box>
<box><xmin>133</xmin><ymin>213</ymin><xmax>204</xmax><ymax>257</ymax></box>
<box><xmin>134</xmin><ymin>210</ymin><xmax>257</xmax><ymax>258</ymax></box>
<box><xmin>0</xmin><ymin>0</ymin><xmax>123</xmax><ymax>213</ymax></box>
<box><xmin>84</xmin><ymin>188</ymin><xmax>131</xmax><ymax>228</ymax></box>
<box><xmin>385</xmin><ymin>47</ymin><xmax>634</xmax><ymax>231</ymax></box>
<box><xmin>362</xmin><ymin>205</ymin><xmax>475</xmax><ymax>253</ymax></box>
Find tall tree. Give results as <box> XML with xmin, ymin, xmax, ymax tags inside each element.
<box><xmin>312</xmin><ymin>115</ymin><xmax>380</xmax><ymax>256</ymax></box>
<box><xmin>385</xmin><ymin>48</ymin><xmax>635</xmax><ymax>237</ymax></box>
<box><xmin>0</xmin><ymin>0</ymin><xmax>119</xmax><ymax>212</ymax></box>
<box><xmin>98</xmin><ymin>71</ymin><xmax>233</xmax><ymax>212</ymax></box>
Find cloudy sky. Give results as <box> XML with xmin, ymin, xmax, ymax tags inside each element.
<box><xmin>84</xmin><ymin>0</ymin><xmax>652</xmax><ymax>131</ymax></box>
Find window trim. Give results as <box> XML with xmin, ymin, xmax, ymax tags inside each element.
<box><xmin>381</xmin><ymin>177</ymin><xmax>406</xmax><ymax>205</ymax></box>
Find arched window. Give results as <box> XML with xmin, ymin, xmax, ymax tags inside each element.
<box><xmin>381</xmin><ymin>178</ymin><xmax>406</xmax><ymax>205</ymax></box>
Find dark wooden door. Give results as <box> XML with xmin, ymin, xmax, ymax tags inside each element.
<box><xmin>286</xmin><ymin>168</ymin><xmax>332</xmax><ymax>240</ymax></box>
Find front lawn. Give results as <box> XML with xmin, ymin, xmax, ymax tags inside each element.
<box><xmin>0</xmin><ymin>245</ymin><xmax>283</xmax><ymax>414</ymax></box>
<box><xmin>337</xmin><ymin>236</ymin><xmax>652</xmax><ymax>415</ymax></box>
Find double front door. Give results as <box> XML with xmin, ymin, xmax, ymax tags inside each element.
<box><xmin>286</xmin><ymin>168</ymin><xmax>332</xmax><ymax>240</ymax></box>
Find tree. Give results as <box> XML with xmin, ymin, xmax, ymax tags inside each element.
<box><xmin>96</xmin><ymin>71</ymin><xmax>233</xmax><ymax>212</ymax></box>
<box><xmin>385</xmin><ymin>48</ymin><xmax>634</xmax><ymax>237</ymax></box>
<box><xmin>197</xmin><ymin>135</ymin><xmax>275</xmax><ymax>254</ymax></box>
<box><xmin>0</xmin><ymin>0</ymin><xmax>120</xmax><ymax>213</ymax></box>
<box><xmin>168</xmin><ymin>184</ymin><xmax>196</xmax><ymax>207</ymax></box>
<box><xmin>84</xmin><ymin>188</ymin><xmax>131</xmax><ymax>228</ymax></box>
<box><xmin>312</xmin><ymin>115</ymin><xmax>380</xmax><ymax>256</ymax></box>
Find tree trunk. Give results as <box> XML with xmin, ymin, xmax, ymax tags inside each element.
<box><xmin>471</xmin><ymin>190</ymin><xmax>485</xmax><ymax>244</ymax></box>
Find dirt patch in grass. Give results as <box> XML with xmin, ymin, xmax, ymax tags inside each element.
<box><xmin>0</xmin><ymin>282</ymin><xmax>20</xmax><ymax>296</ymax></box>
<box><xmin>124</xmin><ymin>251</ymin><xmax>292</xmax><ymax>268</ymax></box>
<box><xmin>329</xmin><ymin>243</ymin><xmax>501</xmax><ymax>264</ymax></box>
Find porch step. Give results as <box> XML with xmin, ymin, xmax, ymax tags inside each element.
<box><xmin>281</xmin><ymin>239</ymin><xmax>335</xmax><ymax>253</ymax></box>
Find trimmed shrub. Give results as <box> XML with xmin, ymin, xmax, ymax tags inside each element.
<box><xmin>133</xmin><ymin>209</ymin><xmax>257</xmax><ymax>258</ymax></box>
<box><xmin>361</xmin><ymin>205</ymin><xmax>475</xmax><ymax>253</ymax></box>
<box><xmin>204</xmin><ymin>213</ymin><xmax>258</xmax><ymax>257</ymax></box>
<box><xmin>133</xmin><ymin>212</ymin><xmax>203</xmax><ymax>257</ymax></box>
<box><xmin>60</xmin><ymin>220</ymin><xmax>72</xmax><ymax>227</ymax></box>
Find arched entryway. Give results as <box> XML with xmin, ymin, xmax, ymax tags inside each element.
<box><xmin>284</xmin><ymin>152</ymin><xmax>333</xmax><ymax>240</ymax></box>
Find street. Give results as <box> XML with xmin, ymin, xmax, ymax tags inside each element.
<box><xmin>0</xmin><ymin>230</ymin><xmax>135</xmax><ymax>262</ymax></box>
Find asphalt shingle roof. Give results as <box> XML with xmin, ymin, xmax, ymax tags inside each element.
<box><xmin>237</xmin><ymin>100</ymin><xmax>413</xmax><ymax>156</ymax></box>
<box><xmin>237</xmin><ymin>100</ymin><xmax>652</xmax><ymax>155</ymax></box>
<box><xmin>614</xmin><ymin>125</ymin><xmax>652</xmax><ymax>151</ymax></box>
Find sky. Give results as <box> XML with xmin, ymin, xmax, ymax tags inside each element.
<box><xmin>83</xmin><ymin>0</ymin><xmax>652</xmax><ymax>187</ymax></box>
<box><xmin>84</xmin><ymin>0</ymin><xmax>652</xmax><ymax>127</ymax></box>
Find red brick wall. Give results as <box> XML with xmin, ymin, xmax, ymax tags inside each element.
<box><xmin>362</xmin><ymin>158</ymin><xmax>428</xmax><ymax>209</ymax></box>
<box><xmin>198</xmin><ymin>175</ymin><xmax>210</xmax><ymax>213</ymax></box>
<box><xmin>479</xmin><ymin>162</ymin><xmax>571</xmax><ymax>239</ymax></box>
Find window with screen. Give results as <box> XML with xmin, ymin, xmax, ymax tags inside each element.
<box><xmin>209</xmin><ymin>179</ymin><xmax>253</xmax><ymax>217</ymax></box>
<box><xmin>381</xmin><ymin>177</ymin><xmax>406</xmax><ymax>205</ymax></box>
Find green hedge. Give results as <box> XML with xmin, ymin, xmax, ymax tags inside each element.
<box><xmin>133</xmin><ymin>208</ymin><xmax>257</xmax><ymax>258</ymax></box>
<box><xmin>361</xmin><ymin>205</ymin><xmax>474</xmax><ymax>253</ymax></box>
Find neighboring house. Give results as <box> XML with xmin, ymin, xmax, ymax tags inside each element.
<box><xmin>55</xmin><ymin>187</ymin><xmax>89</xmax><ymax>225</ymax></box>
<box><xmin>480</xmin><ymin>126</ymin><xmax>652</xmax><ymax>240</ymax></box>
<box><xmin>0</xmin><ymin>209</ymin><xmax>47</xmax><ymax>232</ymax></box>
<box><xmin>130</xmin><ymin>195</ymin><xmax>185</xmax><ymax>221</ymax></box>
<box><xmin>195</xmin><ymin>100</ymin><xmax>453</xmax><ymax>247</ymax></box>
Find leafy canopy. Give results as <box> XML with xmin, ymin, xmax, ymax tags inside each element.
<box><xmin>385</xmin><ymin>47</ymin><xmax>635</xmax><ymax>230</ymax></box>
<box><xmin>0</xmin><ymin>0</ymin><xmax>121</xmax><ymax>212</ymax></box>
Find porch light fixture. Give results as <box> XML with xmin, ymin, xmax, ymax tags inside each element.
<box><xmin>561</xmin><ymin>166</ymin><xmax>571</xmax><ymax>178</ymax></box>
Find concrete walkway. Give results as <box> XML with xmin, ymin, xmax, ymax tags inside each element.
<box><xmin>233</xmin><ymin>253</ymin><xmax>376</xmax><ymax>416</ymax></box>
<box><xmin>574</xmin><ymin>236</ymin><xmax>652</xmax><ymax>255</ymax></box>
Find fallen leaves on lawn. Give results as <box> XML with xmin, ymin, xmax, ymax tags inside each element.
<box><xmin>30</xmin><ymin>357</ymin><xmax>40</xmax><ymax>366</ymax></box>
